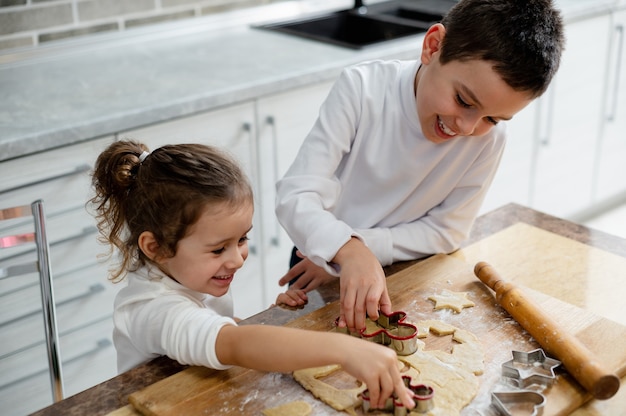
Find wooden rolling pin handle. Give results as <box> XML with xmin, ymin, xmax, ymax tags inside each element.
<box><xmin>474</xmin><ymin>261</ymin><xmax>621</xmax><ymax>400</ymax></box>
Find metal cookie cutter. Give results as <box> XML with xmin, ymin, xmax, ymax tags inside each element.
<box><xmin>491</xmin><ymin>390</ymin><xmax>546</xmax><ymax>416</ymax></box>
<box><xmin>501</xmin><ymin>348</ymin><xmax>561</xmax><ymax>388</ymax></box>
<box><xmin>335</xmin><ymin>311</ymin><xmax>419</xmax><ymax>356</ymax></box>
<box><xmin>361</xmin><ymin>375</ymin><xmax>434</xmax><ymax>415</ymax></box>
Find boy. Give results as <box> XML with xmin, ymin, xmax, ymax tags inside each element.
<box><xmin>274</xmin><ymin>0</ymin><xmax>564</xmax><ymax>330</ymax></box>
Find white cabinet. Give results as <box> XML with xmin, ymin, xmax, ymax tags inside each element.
<box><xmin>0</xmin><ymin>135</ymin><xmax>119</xmax><ymax>415</ymax></box>
<box><xmin>483</xmin><ymin>9</ymin><xmax>626</xmax><ymax>220</ymax></box>
<box><xmin>487</xmin><ymin>12</ymin><xmax>617</xmax><ymax>220</ymax></box>
<box><xmin>254</xmin><ymin>81</ymin><xmax>334</xmax><ymax>306</ymax></box>
<box><xmin>480</xmin><ymin>99</ymin><xmax>537</xmax><ymax>215</ymax></box>
<box><xmin>528</xmin><ymin>13</ymin><xmax>613</xmax><ymax>219</ymax></box>
<box><xmin>593</xmin><ymin>8</ymin><xmax>626</xmax><ymax>205</ymax></box>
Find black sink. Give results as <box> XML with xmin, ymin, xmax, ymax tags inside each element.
<box><xmin>255</xmin><ymin>1</ymin><xmax>457</xmax><ymax>49</ymax></box>
<box><xmin>379</xmin><ymin>7</ymin><xmax>442</xmax><ymax>25</ymax></box>
<box><xmin>257</xmin><ymin>10</ymin><xmax>428</xmax><ymax>49</ymax></box>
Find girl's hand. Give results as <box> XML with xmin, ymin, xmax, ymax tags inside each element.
<box><xmin>278</xmin><ymin>252</ymin><xmax>337</xmax><ymax>291</ymax></box>
<box><xmin>274</xmin><ymin>288</ymin><xmax>308</xmax><ymax>308</ymax></box>
<box><xmin>340</xmin><ymin>337</ymin><xmax>415</xmax><ymax>410</ymax></box>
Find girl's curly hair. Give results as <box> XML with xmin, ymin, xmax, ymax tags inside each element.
<box><xmin>89</xmin><ymin>140</ymin><xmax>253</xmax><ymax>282</ymax></box>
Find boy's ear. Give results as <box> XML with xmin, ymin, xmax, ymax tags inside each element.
<box><xmin>138</xmin><ymin>231</ymin><xmax>160</xmax><ymax>261</ymax></box>
<box><xmin>421</xmin><ymin>23</ymin><xmax>446</xmax><ymax>65</ymax></box>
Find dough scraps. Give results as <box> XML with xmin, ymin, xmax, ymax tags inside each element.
<box><xmin>262</xmin><ymin>400</ymin><xmax>312</xmax><ymax>416</ymax></box>
<box><xmin>292</xmin><ymin>320</ymin><xmax>483</xmax><ymax>415</ymax></box>
<box><xmin>428</xmin><ymin>289</ymin><xmax>475</xmax><ymax>313</ymax></box>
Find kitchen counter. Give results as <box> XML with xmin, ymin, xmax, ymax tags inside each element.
<box><xmin>31</xmin><ymin>203</ymin><xmax>626</xmax><ymax>416</ymax></box>
<box><xmin>0</xmin><ymin>0</ymin><xmax>623</xmax><ymax>162</ymax></box>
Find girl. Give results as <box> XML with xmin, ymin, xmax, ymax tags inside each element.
<box><xmin>89</xmin><ymin>140</ymin><xmax>415</xmax><ymax>410</ymax></box>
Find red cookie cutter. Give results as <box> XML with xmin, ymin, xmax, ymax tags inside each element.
<box><xmin>361</xmin><ymin>375</ymin><xmax>434</xmax><ymax>415</ymax></box>
<box><xmin>335</xmin><ymin>310</ymin><xmax>419</xmax><ymax>356</ymax></box>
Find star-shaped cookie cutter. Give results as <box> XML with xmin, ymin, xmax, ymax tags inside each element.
<box><xmin>335</xmin><ymin>311</ymin><xmax>419</xmax><ymax>356</ymax></box>
<box><xmin>361</xmin><ymin>375</ymin><xmax>434</xmax><ymax>415</ymax></box>
<box><xmin>501</xmin><ymin>348</ymin><xmax>561</xmax><ymax>388</ymax></box>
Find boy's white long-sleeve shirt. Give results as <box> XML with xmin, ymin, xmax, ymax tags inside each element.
<box><xmin>113</xmin><ymin>265</ymin><xmax>236</xmax><ymax>373</ymax></box>
<box><xmin>275</xmin><ymin>59</ymin><xmax>506</xmax><ymax>273</ymax></box>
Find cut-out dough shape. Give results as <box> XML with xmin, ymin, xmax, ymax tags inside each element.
<box><xmin>428</xmin><ymin>289</ymin><xmax>475</xmax><ymax>313</ymax></box>
<box><xmin>292</xmin><ymin>364</ymin><xmax>366</xmax><ymax>415</ymax></box>
<box><xmin>293</xmin><ymin>320</ymin><xmax>484</xmax><ymax>415</ymax></box>
<box><xmin>262</xmin><ymin>400</ymin><xmax>312</xmax><ymax>416</ymax></box>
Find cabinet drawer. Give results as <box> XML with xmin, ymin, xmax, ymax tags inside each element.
<box><xmin>0</xmin><ymin>207</ymin><xmax>100</xmax><ymax>285</ymax></box>
<box><xmin>0</xmin><ymin>136</ymin><xmax>114</xmax><ymax>196</ymax></box>
<box><xmin>0</xmin><ymin>262</ymin><xmax>119</xmax><ymax>357</ymax></box>
<box><xmin>0</xmin><ymin>168</ymin><xmax>93</xmax><ymax>216</ymax></box>
<box><xmin>0</xmin><ymin>318</ymin><xmax>116</xmax><ymax>416</ymax></box>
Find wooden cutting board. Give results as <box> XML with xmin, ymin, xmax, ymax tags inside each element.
<box><xmin>126</xmin><ymin>223</ymin><xmax>626</xmax><ymax>415</ymax></box>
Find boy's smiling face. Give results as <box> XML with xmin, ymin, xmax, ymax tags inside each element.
<box><xmin>415</xmin><ymin>24</ymin><xmax>533</xmax><ymax>144</ymax></box>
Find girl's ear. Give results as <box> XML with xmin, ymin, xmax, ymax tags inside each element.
<box><xmin>138</xmin><ymin>231</ymin><xmax>160</xmax><ymax>262</ymax></box>
<box><xmin>421</xmin><ymin>23</ymin><xmax>446</xmax><ymax>65</ymax></box>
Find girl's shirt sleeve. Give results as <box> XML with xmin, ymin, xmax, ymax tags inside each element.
<box><xmin>113</xmin><ymin>275</ymin><xmax>237</xmax><ymax>373</ymax></box>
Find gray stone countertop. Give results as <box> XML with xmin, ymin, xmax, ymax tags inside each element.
<box><xmin>0</xmin><ymin>0</ymin><xmax>622</xmax><ymax>162</ymax></box>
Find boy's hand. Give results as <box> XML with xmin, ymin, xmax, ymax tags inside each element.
<box><xmin>274</xmin><ymin>288</ymin><xmax>308</xmax><ymax>308</ymax></box>
<box><xmin>278</xmin><ymin>251</ymin><xmax>337</xmax><ymax>291</ymax></box>
<box><xmin>334</xmin><ymin>238</ymin><xmax>392</xmax><ymax>330</ymax></box>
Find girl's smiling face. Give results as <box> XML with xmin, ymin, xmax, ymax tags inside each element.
<box><xmin>154</xmin><ymin>201</ymin><xmax>253</xmax><ymax>297</ymax></box>
<box><xmin>415</xmin><ymin>24</ymin><xmax>533</xmax><ymax>144</ymax></box>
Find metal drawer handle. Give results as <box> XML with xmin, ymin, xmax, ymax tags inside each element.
<box><xmin>242</xmin><ymin>122</ymin><xmax>259</xmax><ymax>256</ymax></box>
<box><xmin>65</xmin><ymin>338</ymin><xmax>112</xmax><ymax>363</ymax></box>
<box><xmin>537</xmin><ymin>86</ymin><xmax>555</xmax><ymax>146</ymax></box>
<box><xmin>57</xmin><ymin>284</ymin><xmax>105</xmax><ymax>307</ymax></box>
<box><xmin>0</xmin><ymin>163</ymin><xmax>91</xmax><ymax>195</ymax></box>
<box><xmin>0</xmin><ymin>284</ymin><xmax>105</xmax><ymax>327</ymax></box>
<box><xmin>266</xmin><ymin>115</ymin><xmax>281</xmax><ymax>247</ymax></box>
<box><xmin>1</xmin><ymin>259</ymin><xmax>101</xmax><ymax>295</ymax></box>
<box><xmin>0</xmin><ymin>338</ymin><xmax>111</xmax><ymax>390</ymax></box>
<box><xmin>0</xmin><ymin>262</ymin><xmax>38</xmax><ymax>279</ymax></box>
<box><xmin>607</xmin><ymin>24</ymin><xmax>624</xmax><ymax>122</ymax></box>
<box><xmin>1</xmin><ymin>225</ymin><xmax>97</xmax><ymax>263</ymax></box>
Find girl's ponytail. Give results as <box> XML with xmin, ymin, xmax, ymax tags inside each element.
<box><xmin>90</xmin><ymin>140</ymin><xmax>149</xmax><ymax>282</ymax></box>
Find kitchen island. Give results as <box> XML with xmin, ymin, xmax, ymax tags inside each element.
<box><xmin>31</xmin><ymin>203</ymin><xmax>626</xmax><ymax>415</ymax></box>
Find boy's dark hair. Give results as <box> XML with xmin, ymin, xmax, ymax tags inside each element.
<box><xmin>89</xmin><ymin>140</ymin><xmax>253</xmax><ymax>282</ymax></box>
<box><xmin>440</xmin><ymin>0</ymin><xmax>564</xmax><ymax>98</ymax></box>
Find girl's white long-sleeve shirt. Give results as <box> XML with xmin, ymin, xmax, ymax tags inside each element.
<box><xmin>112</xmin><ymin>265</ymin><xmax>236</xmax><ymax>373</ymax></box>
<box><xmin>275</xmin><ymin>59</ymin><xmax>506</xmax><ymax>274</ymax></box>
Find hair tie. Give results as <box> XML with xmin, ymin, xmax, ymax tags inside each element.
<box><xmin>138</xmin><ymin>151</ymin><xmax>150</xmax><ymax>163</ymax></box>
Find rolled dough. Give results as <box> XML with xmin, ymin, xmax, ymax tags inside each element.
<box><xmin>292</xmin><ymin>320</ymin><xmax>484</xmax><ymax>415</ymax></box>
<box><xmin>261</xmin><ymin>400</ymin><xmax>312</xmax><ymax>416</ymax></box>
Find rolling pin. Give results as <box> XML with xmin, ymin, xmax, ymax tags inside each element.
<box><xmin>474</xmin><ymin>261</ymin><xmax>620</xmax><ymax>400</ymax></box>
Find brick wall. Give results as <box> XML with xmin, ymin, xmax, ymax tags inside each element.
<box><xmin>0</xmin><ymin>0</ymin><xmax>283</xmax><ymax>52</ymax></box>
